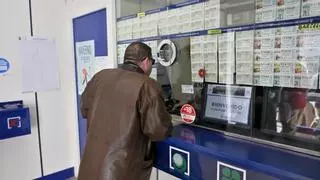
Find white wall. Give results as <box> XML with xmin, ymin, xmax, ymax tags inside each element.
<box><xmin>0</xmin><ymin>0</ymin><xmax>161</xmax><ymax>179</ymax></box>
<box><xmin>31</xmin><ymin>0</ymin><xmax>80</xmax><ymax>176</ymax></box>
<box><xmin>159</xmin><ymin>170</ymin><xmax>181</xmax><ymax>180</ymax></box>
<box><xmin>31</xmin><ymin>0</ymin><xmax>117</xmax><ymax>176</ymax></box>
<box><xmin>0</xmin><ymin>0</ymin><xmax>116</xmax><ymax>179</ymax></box>
<box><xmin>0</xmin><ymin>0</ymin><xmax>42</xmax><ymax>179</ymax></box>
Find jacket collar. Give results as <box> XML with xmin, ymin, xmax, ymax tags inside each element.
<box><xmin>121</xmin><ymin>61</ymin><xmax>145</xmax><ymax>74</ymax></box>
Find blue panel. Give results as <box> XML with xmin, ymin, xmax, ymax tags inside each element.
<box><xmin>35</xmin><ymin>167</ymin><xmax>74</xmax><ymax>180</ymax></box>
<box><xmin>72</xmin><ymin>8</ymin><xmax>108</xmax><ymax>157</ymax></box>
<box><xmin>76</xmin><ymin>96</ymin><xmax>87</xmax><ymax>157</ymax></box>
<box><xmin>155</xmin><ymin>125</ymin><xmax>320</xmax><ymax>180</ymax></box>
<box><xmin>0</xmin><ymin>101</ymin><xmax>31</xmax><ymax>140</ymax></box>
<box><xmin>73</xmin><ymin>8</ymin><xmax>108</xmax><ymax>56</ymax></box>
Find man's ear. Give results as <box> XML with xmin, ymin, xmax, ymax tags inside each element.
<box><xmin>142</xmin><ymin>57</ymin><xmax>148</xmax><ymax>62</ymax></box>
<box><xmin>141</xmin><ymin>57</ymin><xmax>149</xmax><ymax>66</ymax></box>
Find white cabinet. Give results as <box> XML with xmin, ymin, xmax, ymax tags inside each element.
<box><xmin>158</xmin><ymin>170</ymin><xmax>181</xmax><ymax>180</ymax></box>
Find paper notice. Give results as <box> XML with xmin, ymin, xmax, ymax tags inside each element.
<box><xmin>256</xmin><ymin>7</ymin><xmax>276</xmax><ymax>23</ymax></box>
<box><xmin>236</xmin><ymin>30</ymin><xmax>254</xmax><ymax>85</ymax></box>
<box><xmin>219</xmin><ymin>73</ymin><xmax>234</xmax><ymax>84</ymax></box>
<box><xmin>301</xmin><ymin>0</ymin><xmax>320</xmax><ymax>18</ymax></box>
<box><xmin>236</xmin><ymin>74</ymin><xmax>253</xmax><ymax>85</ymax></box>
<box><xmin>274</xmin><ymin>75</ymin><xmax>294</xmax><ymax>87</ymax></box>
<box><xmin>276</xmin><ymin>4</ymin><xmax>300</xmax><ymax>21</ymax></box>
<box><xmin>19</xmin><ymin>37</ymin><xmax>60</xmax><ymax>92</ymax></box>
<box><xmin>206</xmin><ymin>73</ymin><xmax>218</xmax><ymax>83</ymax></box>
<box><xmin>294</xmin><ymin>26</ymin><xmax>320</xmax><ymax>89</ymax></box>
<box><xmin>204</xmin><ymin>3</ymin><xmax>220</xmax><ymax>29</ymax></box>
<box><xmin>94</xmin><ymin>56</ymin><xmax>113</xmax><ymax>74</ymax></box>
<box><xmin>191</xmin><ymin>35</ymin><xmax>218</xmax><ymax>83</ymax></box>
<box><xmin>181</xmin><ymin>85</ymin><xmax>194</xmax><ymax>94</ymax></box>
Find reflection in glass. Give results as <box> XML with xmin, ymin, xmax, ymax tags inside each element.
<box><xmin>265</xmin><ymin>88</ymin><xmax>320</xmax><ymax>141</ymax></box>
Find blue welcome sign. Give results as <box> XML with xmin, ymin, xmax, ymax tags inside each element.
<box><xmin>0</xmin><ymin>58</ymin><xmax>10</xmax><ymax>74</ymax></box>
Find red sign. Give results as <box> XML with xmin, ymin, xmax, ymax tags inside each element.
<box><xmin>180</xmin><ymin>104</ymin><xmax>196</xmax><ymax>124</ymax></box>
<box><xmin>198</xmin><ymin>69</ymin><xmax>206</xmax><ymax>78</ymax></box>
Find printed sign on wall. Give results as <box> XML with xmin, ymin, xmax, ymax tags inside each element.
<box><xmin>169</xmin><ymin>146</ymin><xmax>190</xmax><ymax>176</ymax></box>
<box><xmin>76</xmin><ymin>40</ymin><xmax>95</xmax><ymax>94</ymax></box>
<box><xmin>217</xmin><ymin>161</ymin><xmax>246</xmax><ymax>180</ymax></box>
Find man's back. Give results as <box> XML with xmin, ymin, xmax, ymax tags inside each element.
<box><xmin>78</xmin><ymin>65</ymin><xmax>172</xmax><ymax>180</ymax></box>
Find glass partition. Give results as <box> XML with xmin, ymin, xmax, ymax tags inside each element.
<box><xmin>116</xmin><ymin>0</ymin><xmax>320</xmax><ymax>154</ymax></box>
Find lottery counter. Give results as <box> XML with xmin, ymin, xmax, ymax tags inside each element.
<box><xmin>115</xmin><ymin>1</ymin><xmax>320</xmax><ymax>179</ymax></box>
<box><xmin>154</xmin><ymin>124</ymin><xmax>320</xmax><ymax>180</ymax></box>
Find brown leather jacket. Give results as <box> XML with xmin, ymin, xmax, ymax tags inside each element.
<box><xmin>78</xmin><ymin>62</ymin><xmax>172</xmax><ymax>180</ymax></box>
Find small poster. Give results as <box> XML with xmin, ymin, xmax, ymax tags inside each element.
<box><xmin>276</xmin><ymin>0</ymin><xmax>301</xmax><ymax>21</ymax></box>
<box><xmin>204</xmin><ymin>1</ymin><xmax>220</xmax><ymax>29</ymax></box>
<box><xmin>301</xmin><ymin>0</ymin><xmax>320</xmax><ymax>18</ymax></box>
<box><xmin>236</xmin><ymin>30</ymin><xmax>254</xmax><ymax>85</ymax></box>
<box><xmin>255</xmin><ymin>0</ymin><xmax>278</xmax><ymax>22</ymax></box>
<box><xmin>204</xmin><ymin>35</ymin><xmax>218</xmax><ymax>83</ymax></box>
<box><xmin>76</xmin><ymin>40</ymin><xmax>95</xmax><ymax>94</ymax></box>
<box><xmin>295</xmin><ymin>26</ymin><xmax>320</xmax><ymax>89</ymax></box>
<box><xmin>218</xmin><ymin>32</ymin><xmax>235</xmax><ymax>84</ymax></box>
<box><xmin>191</xmin><ymin>35</ymin><xmax>218</xmax><ymax>83</ymax></box>
<box><xmin>253</xmin><ymin>28</ymin><xmax>275</xmax><ymax>86</ymax></box>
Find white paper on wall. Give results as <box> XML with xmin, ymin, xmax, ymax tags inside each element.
<box><xmin>94</xmin><ymin>56</ymin><xmax>113</xmax><ymax>74</ymax></box>
<box><xmin>19</xmin><ymin>37</ymin><xmax>60</xmax><ymax>93</ymax></box>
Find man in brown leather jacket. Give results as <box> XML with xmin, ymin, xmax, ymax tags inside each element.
<box><xmin>78</xmin><ymin>42</ymin><xmax>172</xmax><ymax>180</ymax></box>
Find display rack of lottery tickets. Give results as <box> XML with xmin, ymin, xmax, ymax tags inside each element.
<box><xmin>116</xmin><ymin>0</ymin><xmax>320</xmax><ymax>157</ymax></box>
